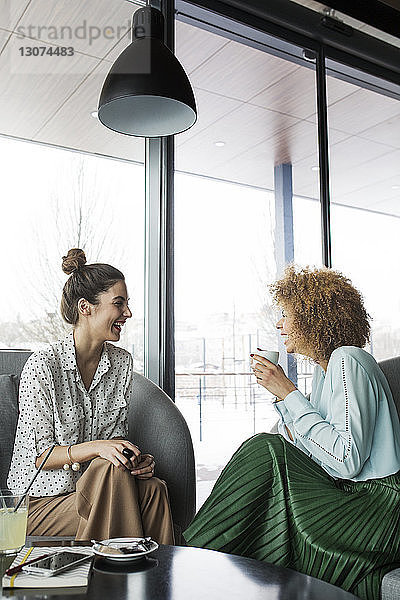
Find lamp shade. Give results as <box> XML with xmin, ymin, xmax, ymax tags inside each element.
<box><xmin>98</xmin><ymin>7</ymin><xmax>197</xmax><ymax>137</ymax></box>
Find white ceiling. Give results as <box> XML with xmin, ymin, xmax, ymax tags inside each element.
<box><xmin>1</xmin><ymin>0</ymin><xmax>399</xmax><ymax>215</ymax></box>
<box><xmin>0</xmin><ymin>0</ymin><xmax>144</xmax><ymax>161</ymax></box>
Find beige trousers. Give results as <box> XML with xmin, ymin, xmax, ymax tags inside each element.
<box><xmin>27</xmin><ymin>458</ymin><xmax>175</xmax><ymax>544</ymax></box>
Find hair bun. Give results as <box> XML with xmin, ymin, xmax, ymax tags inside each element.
<box><xmin>62</xmin><ymin>248</ymin><xmax>87</xmax><ymax>275</ymax></box>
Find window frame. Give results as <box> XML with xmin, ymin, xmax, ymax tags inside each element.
<box><xmin>153</xmin><ymin>0</ymin><xmax>400</xmax><ymax>394</ymax></box>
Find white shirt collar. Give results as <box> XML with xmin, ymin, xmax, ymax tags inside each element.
<box><xmin>60</xmin><ymin>331</ymin><xmax>111</xmax><ymax>387</ymax></box>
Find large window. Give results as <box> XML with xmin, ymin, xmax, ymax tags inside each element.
<box><xmin>0</xmin><ymin>0</ymin><xmax>146</xmax><ymax>365</ymax></box>
<box><xmin>175</xmin><ymin>174</ymin><xmax>277</xmax><ymax>503</ymax></box>
<box><xmin>174</xmin><ymin>18</ymin><xmax>322</xmax><ymax>505</ymax></box>
<box><xmin>3</xmin><ymin>0</ymin><xmax>400</xmax><ymax>509</ymax></box>
<box><xmin>327</xmin><ymin>67</ymin><xmax>400</xmax><ymax>360</ymax></box>
<box><xmin>174</xmin><ymin>7</ymin><xmax>400</xmax><ymax>505</ymax></box>
<box><xmin>0</xmin><ymin>137</ymin><xmax>145</xmax><ymax>370</ymax></box>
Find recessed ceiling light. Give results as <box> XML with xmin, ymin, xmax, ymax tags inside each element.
<box><xmin>91</xmin><ymin>110</ymin><xmax>98</xmax><ymax>118</ymax></box>
<box><xmin>311</xmin><ymin>165</ymin><xmax>319</xmax><ymax>171</ymax></box>
<box><xmin>215</xmin><ymin>141</ymin><xmax>225</xmax><ymax>147</ymax></box>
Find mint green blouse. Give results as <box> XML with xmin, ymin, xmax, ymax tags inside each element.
<box><xmin>274</xmin><ymin>346</ymin><xmax>400</xmax><ymax>481</ymax></box>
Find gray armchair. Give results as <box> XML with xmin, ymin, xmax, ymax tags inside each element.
<box><xmin>0</xmin><ymin>350</ymin><xmax>196</xmax><ymax>543</ymax></box>
<box><xmin>129</xmin><ymin>373</ymin><xmax>196</xmax><ymax>541</ymax></box>
<box><xmin>0</xmin><ymin>350</ymin><xmax>31</xmax><ymax>491</ymax></box>
<box><xmin>376</xmin><ymin>357</ymin><xmax>400</xmax><ymax>600</ymax></box>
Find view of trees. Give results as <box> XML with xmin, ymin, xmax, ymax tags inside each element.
<box><xmin>0</xmin><ymin>142</ymin><xmax>144</xmax><ymax>363</ymax></box>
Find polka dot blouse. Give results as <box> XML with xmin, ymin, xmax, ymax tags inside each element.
<box><xmin>7</xmin><ymin>331</ymin><xmax>133</xmax><ymax>497</ymax></box>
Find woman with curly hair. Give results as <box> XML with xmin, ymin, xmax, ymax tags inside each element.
<box><xmin>184</xmin><ymin>265</ymin><xmax>400</xmax><ymax>600</ymax></box>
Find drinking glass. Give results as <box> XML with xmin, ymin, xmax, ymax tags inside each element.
<box><xmin>0</xmin><ymin>492</ymin><xmax>28</xmax><ymax>554</ymax></box>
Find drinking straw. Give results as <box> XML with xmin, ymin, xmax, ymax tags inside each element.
<box><xmin>14</xmin><ymin>444</ymin><xmax>56</xmax><ymax>512</ymax></box>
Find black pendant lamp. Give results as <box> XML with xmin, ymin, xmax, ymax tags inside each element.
<box><xmin>98</xmin><ymin>5</ymin><xmax>197</xmax><ymax>137</ymax></box>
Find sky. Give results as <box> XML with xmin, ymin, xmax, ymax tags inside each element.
<box><xmin>0</xmin><ymin>137</ymin><xmax>144</xmax><ymax>322</ymax></box>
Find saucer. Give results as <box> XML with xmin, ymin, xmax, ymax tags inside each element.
<box><xmin>92</xmin><ymin>538</ymin><xmax>158</xmax><ymax>562</ymax></box>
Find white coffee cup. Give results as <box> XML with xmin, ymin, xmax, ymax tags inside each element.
<box><xmin>250</xmin><ymin>349</ymin><xmax>279</xmax><ymax>367</ymax></box>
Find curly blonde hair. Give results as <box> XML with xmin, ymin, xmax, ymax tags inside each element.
<box><xmin>269</xmin><ymin>265</ymin><xmax>370</xmax><ymax>362</ymax></box>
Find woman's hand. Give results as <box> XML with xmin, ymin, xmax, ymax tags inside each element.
<box><xmin>131</xmin><ymin>454</ymin><xmax>155</xmax><ymax>479</ymax></box>
<box><xmin>251</xmin><ymin>354</ymin><xmax>297</xmax><ymax>399</ymax></box>
<box><xmin>35</xmin><ymin>439</ymin><xmax>141</xmax><ymax>471</ymax></box>
<box><xmin>94</xmin><ymin>439</ymin><xmax>141</xmax><ymax>471</ymax></box>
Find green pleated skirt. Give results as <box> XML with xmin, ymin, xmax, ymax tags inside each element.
<box><xmin>183</xmin><ymin>433</ymin><xmax>400</xmax><ymax>600</ymax></box>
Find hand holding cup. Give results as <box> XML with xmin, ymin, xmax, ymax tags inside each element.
<box><xmin>250</xmin><ymin>349</ymin><xmax>296</xmax><ymax>399</ymax></box>
<box><xmin>250</xmin><ymin>349</ymin><xmax>279</xmax><ymax>368</ymax></box>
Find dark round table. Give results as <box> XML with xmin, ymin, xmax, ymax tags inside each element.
<box><xmin>1</xmin><ymin>540</ymin><xmax>359</xmax><ymax>599</ymax></box>
<box><xmin>88</xmin><ymin>545</ymin><xmax>359</xmax><ymax>600</ymax></box>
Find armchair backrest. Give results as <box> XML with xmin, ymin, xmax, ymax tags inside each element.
<box><xmin>0</xmin><ymin>349</ymin><xmax>196</xmax><ymax>535</ymax></box>
<box><xmin>377</xmin><ymin>356</ymin><xmax>400</xmax><ymax>419</ymax></box>
<box><xmin>0</xmin><ymin>350</ymin><xmax>32</xmax><ymax>489</ymax></box>
<box><xmin>0</xmin><ymin>350</ymin><xmax>32</xmax><ymax>377</ymax></box>
<box><xmin>128</xmin><ymin>373</ymin><xmax>196</xmax><ymax>534</ymax></box>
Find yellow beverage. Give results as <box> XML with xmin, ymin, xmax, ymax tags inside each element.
<box><xmin>0</xmin><ymin>507</ymin><xmax>28</xmax><ymax>552</ymax></box>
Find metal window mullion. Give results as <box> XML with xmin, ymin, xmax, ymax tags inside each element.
<box><xmin>144</xmin><ymin>137</ymin><xmax>162</xmax><ymax>386</ymax></box>
<box><xmin>316</xmin><ymin>46</ymin><xmax>332</xmax><ymax>268</ymax></box>
<box><xmin>274</xmin><ymin>163</ymin><xmax>297</xmax><ymax>386</ymax></box>
<box><xmin>144</xmin><ymin>137</ymin><xmax>175</xmax><ymax>397</ymax></box>
<box><xmin>161</xmin><ymin>0</ymin><xmax>175</xmax><ymax>398</ymax></box>
<box><xmin>160</xmin><ymin>135</ymin><xmax>175</xmax><ymax>399</ymax></box>
<box><xmin>144</xmin><ymin>0</ymin><xmax>175</xmax><ymax>397</ymax></box>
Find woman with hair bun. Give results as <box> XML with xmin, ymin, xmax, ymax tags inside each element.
<box><xmin>184</xmin><ymin>265</ymin><xmax>400</xmax><ymax>600</ymax></box>
<box><xmin>8</xmin><ymin>248</ymin><xmax>174</xmax><ymax>543</ymax></box>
